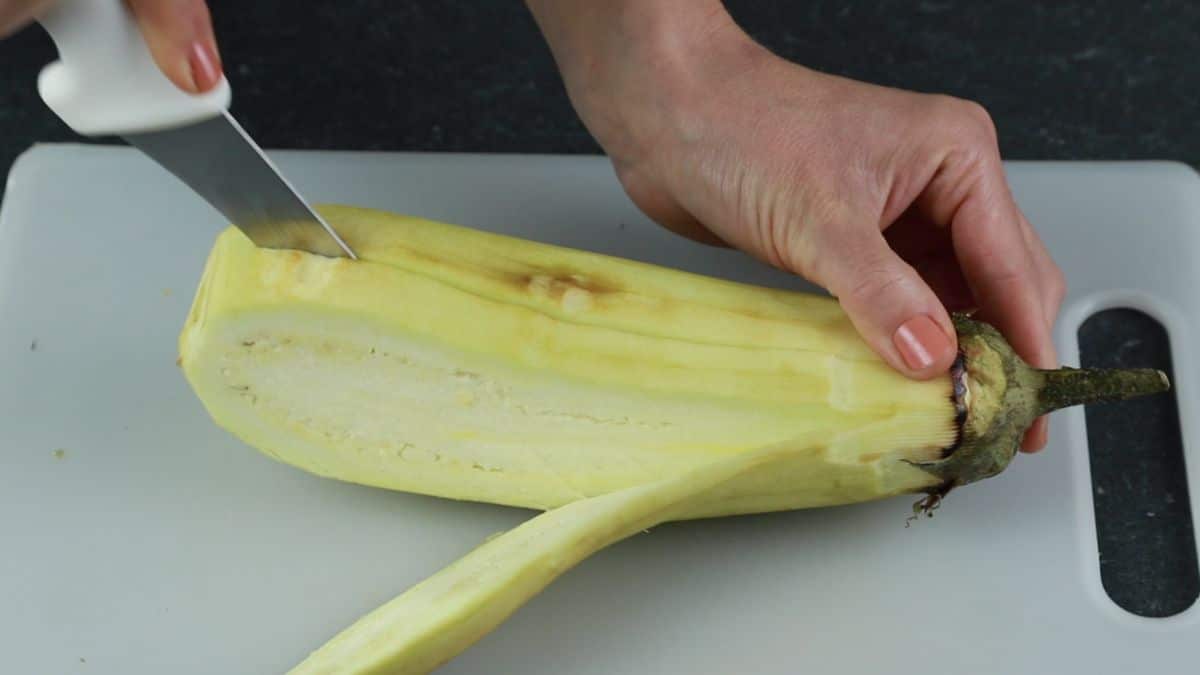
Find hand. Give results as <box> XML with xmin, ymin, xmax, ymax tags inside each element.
<box><xmin>1</xmin><ymin>0</ymin><xmax>222</xmax><ymax>93</ymax></box>
<box><xmin>527</xmin><ymin>0</ymin><xmax>1065</xmax><ymax>451</ymax></box>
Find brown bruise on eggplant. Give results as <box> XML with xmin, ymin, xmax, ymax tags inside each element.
<box><xmin>908</xmin><ymin>314</ymin><xmax>1170</xmax><ymax>516</ymax></box>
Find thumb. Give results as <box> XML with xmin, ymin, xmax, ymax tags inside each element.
<box><xmin>804</xmin><ymin>225</ymin><xmax>958</xmax><ymax>379</ymax></box>
<box><xmin>126</xmin><ymin>0</ymin><xmax>222</xmax><ymax>93</ymax></box>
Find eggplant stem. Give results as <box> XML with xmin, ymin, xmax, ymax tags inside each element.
<box><xmin>1036</xmin><ymin>367</ymin><xmax>1170</xmax><ymax>416</ymax></box>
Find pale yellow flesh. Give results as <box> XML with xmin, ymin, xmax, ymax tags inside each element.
<box><xmin>180</xmin><ymin>206</ymin><xmax>956</xmax><ymax>518</ymax></box>
<box><xmin>180</xmin><ymin>206</ymin><xmax>966</xmax><ymax>674</ymax></box>
<box><xmin>288</xmin><ymin>431</ymin><xmax>838</xmax><ymax>675</ymax></box>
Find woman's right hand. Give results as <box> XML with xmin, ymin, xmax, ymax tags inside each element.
<box><xmin>527</xmin><ymin>0</ymin><xmax>1065</xmax><ymax>451</ymax></box>
<box><xmin>1</xmin><ymin>0</ymin><xmax>223</xmax><ymax>93</ymax></box>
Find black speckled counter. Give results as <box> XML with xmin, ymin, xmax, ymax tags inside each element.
<box><xmin>1</xmin><ymin>0</ymin><xmax>1196</xmax><ymax>616</ymax></box>
<box><xmin>4</xmin><ymin>0</ymin><xmax>1200</xmax><ymax>176</ymax></box>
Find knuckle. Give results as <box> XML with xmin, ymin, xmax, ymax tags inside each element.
<box><xmin>931</xmin><ymin>95</ymin><xmax>998</xmax><ymax>146</ymax></box>
<box><xmin>844</xmin><ymin>260</ymin><xmax>910</xmax><ymax>306</ymax></box>
<box><xmin>958</xmin><ymin>100</ymin><xmax>998</xmax><ymax>143</ymax></box>
<box><xmin>980</xmin><ymin>261</ymin><xmax>1026</xmax><ymax>294</ymax></box>
<box><xmin>765</xmin><ymin>191</ymin><xmax>839</xmax><ymax>276</ymax></box>
<box><xmin>770</xmin><ymin>223</ymin><xmax>805</xmax><ymax>273</ymax></box>
<box><xmin>961</xmin><ymin>100</ymin><xmax>997</xmax><ymax>136</ymax></box>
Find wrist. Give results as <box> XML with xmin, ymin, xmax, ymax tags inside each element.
<box><xmin>527</xmin><ymin>0</ymin><xmax>760</xmax><ymax>164</ymax></box>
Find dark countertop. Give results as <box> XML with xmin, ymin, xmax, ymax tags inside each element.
<box><xmin>4</xmin><ymin>0</ymin><xmax>1200</xmax><ymax>177</ymax></box>
<box><xmin>1</xmin><ymin>1</ymin><xmax>1196</xmax><ymax>617</ymax></box>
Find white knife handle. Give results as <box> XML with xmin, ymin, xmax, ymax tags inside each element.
<box><xmin>36</xmin><ymin>0</ymin><xmax>231</xmax><ymax>136</ymax></box>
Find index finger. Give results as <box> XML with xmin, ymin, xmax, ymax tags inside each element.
<box><xmin>126</xmin><ymin>0</ymin><xmax>222</xmax><ymax>93</ymax></box>
<box><xmin>951</xmin><ymin>159</ymin><xmax>1057</xmax><ymax>374</ymax></box>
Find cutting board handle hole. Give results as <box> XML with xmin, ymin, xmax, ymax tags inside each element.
<box><xmin>1079</xmin><ymin>308</ymin><xmax>1198</xmax><ymax>617</ymax></box>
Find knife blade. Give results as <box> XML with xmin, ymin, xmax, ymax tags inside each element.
<box><xmin>35</xmin><ymin>0</ymin><xmax>356</xmax><ymax>259</ymax></box>
<box><xmin>125</xmin><ymin>111</ymin><xmax>357</xmax><ymax>259</ymax></box>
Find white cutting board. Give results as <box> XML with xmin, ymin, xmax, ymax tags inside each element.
<box><xmin>2</xmin><ymin>146</ymin><xmax>1197</xmax><ymax>674</ymax></box>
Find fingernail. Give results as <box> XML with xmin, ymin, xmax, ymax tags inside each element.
<box><xmin>893</xmin><ymin>315</ymin><xmax>951</xmax><ymax>371</ymax></box>
<box><xmin>188</xmin><ymin>41</ymin><xmax>223</xmax><ymax>93</ymax></box>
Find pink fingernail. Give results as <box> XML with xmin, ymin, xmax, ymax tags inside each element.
<box><xmin>188</xmin><ymin>41</ymin><xmax>222</xmax><ymax>93</ymax></box>
<box><xmin>893</xmin><ymin>315</ymin><xmax>950</xmax><ymax>371</ymax></box>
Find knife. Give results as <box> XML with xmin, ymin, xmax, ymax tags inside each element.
<box><xmin>34</xmin><ymin>0</ymin><xmax>357</xmax><ymax>259</ymax></box>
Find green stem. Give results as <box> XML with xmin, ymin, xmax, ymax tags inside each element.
<box><xmin>1036</xmin><ymin>367</ymin><xmax>1170</xmax><ymax>416</ymax></box>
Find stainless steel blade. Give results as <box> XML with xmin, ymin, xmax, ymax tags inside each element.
<box><xmin>124</xmin><ymin>111</ymin><xmax>356</xmax><ymax>259</ymax></box>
